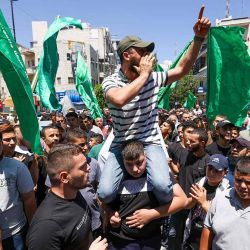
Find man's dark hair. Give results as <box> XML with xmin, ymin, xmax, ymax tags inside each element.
<box><xmin>41</xmin><ymin>125</ymin><xmax>59</xmax><ymax>138</ymax></box>
<box><xmin>192</xmin><ymin>128</ymin><xmax>208</xmax><ymax>144</ymax></box>
<box><xmin>47</xmin><ymin>144</ymin><xmax>83</xmax><ymax>185</ymax></box>
<box><xmin>182</xmin><ymin>121</ymin><xmax>197</xmax><ymax>131</ymax></box>
<box><xmin>90</xmin><ymin>133</ymin><xmax>103</xmax><ymax>144</ymax></box>
<box><xmin>81</xmin><ymin>114</ymin><xmax>93</xmax><ymax>121</ymax></box>
<box><xmin>122</xmin><ymin>140</ymin><xmax>144</xmax><ymax>161</ymax></box>
<box><xmin>0</xmin><ymin>124</ymin><xmax>14</xmax><ymax>134</ymax></box>
<box><xmin>66</xmin><ymin>112</ymin><xmax>78</xmax><ymax>119</ymax></box>
<box><xmin>67</xmin><ymin>129</ymin><xmax>87</xmax><ymax>143</ymax></box>
<box><xmin>235</xmin><ymin>156</ymin><xmax>250</xmax><ymax>175</ymax></box>
<box><xmin>177</xmin><ymin>123</ymin><xmax>183</xmax><ymax>130</ymax></box>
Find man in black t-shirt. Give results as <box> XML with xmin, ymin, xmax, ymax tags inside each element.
<box><xmin>168</xmin><ymin>128</ymin><xmax>209</xmax><ymax>250</ymax></box>
<box><xmin>107</xmin><ymin>141</ymin><xmax>187</xmax><ymax>250</ymax></box>
<box><xmin>168</xmin><ymin>121</ymin><xmax>197</xmax><ymax>176</ymax></box>
<box><xmin>206</xmin><ymin>120</ymin><xmax>234</xmax><ymax>157</ymax></box>
<box><xmin>27</xmin><ymin>144</ymin><xmax>107</xmax><ymax>250</ymax></box>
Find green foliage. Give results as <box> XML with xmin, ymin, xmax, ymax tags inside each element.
<box><xmin>94</xmin><ymin>84</ymin><xmax>106</xmax><ymax>110</ymax></box>
<box><xmin>170</xmin><ymin>71</ymin><xmax>199</xmax><ymax>106</ymax></box>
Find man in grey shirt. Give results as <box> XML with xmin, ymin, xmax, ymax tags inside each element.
<box><xmin>0</xmin><ymin>131</ymin><xmax>36</xmax><ymax>250</ymax></box>
<box><xmin>200</xmin><ymin>156</ymin><xmax>250</xmax><ymax>250</ymax></box>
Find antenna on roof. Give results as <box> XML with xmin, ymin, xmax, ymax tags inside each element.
<box><xmin>225</xmin><ymin>0</ymin><xmax>230</xmax><ymax>18</ymax></box>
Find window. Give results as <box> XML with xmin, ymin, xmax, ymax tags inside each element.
<box><xmin>68</xmin><ymin>77</ymin><xmax>74</xmax><ymax>84</ymax></box>
<box><xmin>57</xmin><ymin>77</ymin><xmax>61</xmax><ymax>85</ymax></box>
<box><xmin>67</xmin><ymin>53</ymin><xmax>71</xmax><ymax>61</ymax></box>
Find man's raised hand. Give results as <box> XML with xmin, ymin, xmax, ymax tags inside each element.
<box><xmin>193</xmin><ymin>6</ymin><xmax>211</xmax><ymax>38</ymax></box>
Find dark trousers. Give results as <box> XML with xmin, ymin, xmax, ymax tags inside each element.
<box><xmin>109</xmin><ymin>236</ymin><xmax>161</xmax><ymax>250</ymax></box>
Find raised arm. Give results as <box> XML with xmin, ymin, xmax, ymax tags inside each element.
<box><xmin>167</xmin><ymin>6</ymin><xmax>211</xmax><ymax>84</ymax></box>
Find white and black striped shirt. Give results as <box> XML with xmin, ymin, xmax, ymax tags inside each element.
<box><xmin>102</xmin><ymin>69</ymin><xmax>168</xmax><ymax>146</ymax></box>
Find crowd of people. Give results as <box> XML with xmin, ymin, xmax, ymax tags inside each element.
<box><xmin>0</xmin><ymin>105</ymin><xmax>249</xmax><ymax>250</ymax></box>
<box><xmin>1</xmin><ymin>6</ymin><xmax>250</xmax><ymax>250</ymax></box>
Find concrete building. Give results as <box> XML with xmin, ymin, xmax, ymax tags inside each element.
<box><xmin>0</xmin><ymin>44</ymin><xmax>36</xmax><ymax>100</ymax></box>
<box><xmin>30</xmin><ymin>21</ymin><xmax>117</xmax><ymax>99</ymax></box>
<box><xmin>193</xmin><ymin>17</ymin><xmax>250</xmax><ymax>103</ymax></box>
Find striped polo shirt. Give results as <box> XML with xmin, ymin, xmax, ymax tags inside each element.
<box><xmin>102</xmin><ymin>69</ymin><xmax>168</xmax><ymax>146</ymax></box>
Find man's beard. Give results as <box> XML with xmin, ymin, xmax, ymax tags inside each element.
<box><xmin>129</xmin><ymin>59</ymin><xmax>139</xmax><ymax>75</ymax></box>
<box><xmin>189</xmin><ymin>144</ymin><xmax>200</xmax><ymax>153</ymax></box>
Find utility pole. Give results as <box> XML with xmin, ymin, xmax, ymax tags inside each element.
<box><xmin>10</xmin><ymin>0</ymin><xmax>18</xmax><ymax>41</ymax></box>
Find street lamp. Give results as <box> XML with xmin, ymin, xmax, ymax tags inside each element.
<box><xmin>10</xmin><ymin>0</ymin><xmax>18</xmax><ymax>41</ymax></box>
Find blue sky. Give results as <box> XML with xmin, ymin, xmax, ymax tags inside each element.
<box><xmin>0</xmin><ymin>0</ymin><xmax>249</xmax><ymax>63</ymax></box>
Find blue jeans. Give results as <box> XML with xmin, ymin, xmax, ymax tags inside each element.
<box><xmin>98</xmin><ymin>144</ymin><xmax>173</xmax><ymax>204</ymax></box>
<box><xmin>2</xmin><ymin>224</ymin><xmax>27</xmax><ymax>250</ymax></box>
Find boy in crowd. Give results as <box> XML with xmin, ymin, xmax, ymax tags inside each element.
<box><xmin>183</xmin><ymin>154</ymin><xmax>230</xmax><ymax>249</ymax></box>
<box><xmin>200</xmin><ymin>156</ymin><xmax>250</xmax><ymax>250</ymax></box>
<box><xmin>107</xmin><ymin>141</ymin><xmax>187</xmax><ymax>250</ymax></box>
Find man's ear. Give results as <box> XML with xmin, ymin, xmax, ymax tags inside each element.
<box><xmin>59</xmin><ymin>171</ymin><xmax>69</xmax><ymax>184</ymax></box>
<box><xmin>122</xmin><ymin>51</ymin><xmax>130</xmax><ymax>61</ymax></box>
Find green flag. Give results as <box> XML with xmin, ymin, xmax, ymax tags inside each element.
<box><xmin>158</xmin><ymin>41</ymin><xmax>192</xmax><ymax>110</ymax></box>
<box><xmin>207</xmin><ymin>27</ymin><xmax>250</xmax><ymax>126</ymax></box>
<box><xmin>75</xmin><ymin>52</ymin><xmax>102</xmax><ymax>119</ymax></box>
<box><xmin>184</xmin><ymin>91</ymin><xmax>197</xmax><ymax>110</ymax></box>
<box><xmin>0</xmin><ymin>10</ymin><xmax>43</xmax><ymax>155</ymax></box>
<box><xmin>35</xmin><ymin>17</ymin><xmax>82</xmax><ymax>110</ymax></box>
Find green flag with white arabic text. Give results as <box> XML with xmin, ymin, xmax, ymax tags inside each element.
<box><xmin>207</xmin><ymin>27</ymin><xmax>250</xmax><ymax>126</ymax></box>
<box><xmin>35</xmin><ymin>17</ymin><xmax>82</xmax><ymax>110</ymax></box>
<box><xmin>0</xmin><ymin>10</ymin><xmax>43</xmax><ymax>155</ymax></box>
<box><xmin>75</xmin><ymin>52</ymin><xmax>102</xmax><ymax>119</ymax></box>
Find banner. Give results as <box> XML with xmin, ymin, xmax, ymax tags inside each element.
<box><xmin>158</xmin><ymin>41</ymin><xmax>192</xmax><ymax>110</ymax></box>
<box><xmin>0</xmin><ymin>10</ymin><xmax>43</xmax><ymax>155</ymax></box>
<box><xmin>184</xmin><ymin>91</ymin><xmax>196</xmax><ymax>110</ymax></box>
<box><xmin>75</xmin><ymin>52</ymin><xmax>102</xmax><ymax>119</ymax></box>
<box><xmin>207</xmin><ymin>27</ymin><xmax>250</xmax><ymax>126</ymax></box>
<box><xmin>35</xmin><ymin>17</ymin><xmax>82</xmax><ymax>110</ymax></box>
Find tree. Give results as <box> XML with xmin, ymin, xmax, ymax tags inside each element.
<box><xmin>170</xmin><ymin>71</ymin><xmax>199</xmax><ymax>107</ymax></box>
<box><xmin>94</xmin><ymin>83</ymin><xmax>107</xmax><ymax>110</ymax></box>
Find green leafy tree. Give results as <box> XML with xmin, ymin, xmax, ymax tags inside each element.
<box><xmin>94</xmin><ymin>83</ymin><xmax>107</xmax><ymax>110</ymax></box>
<box><xmin>170</xmin><ymin>71</ymin><xmax>199</xmax><ymax>106</ymax></box>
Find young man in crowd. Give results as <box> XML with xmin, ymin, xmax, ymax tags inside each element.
<box><xmin>168</xmin><ymin>121</ymin><xmax>197</xmax><ymax>176</ymax></box>
<box><xmin>210</xmin><ymin>114</ymin><xmax>227</xmax><ymax>141</ymax></box>
<box><xmin>206</xmin><ymin>120</ymin><xmax>233</xmax><ymax>156</ymax></box>
<box><xmin>183</xmin><ymin>154</ymin><xmax>230</xmax><ymax>249</ymax></box>
<box><xmin>226</xmin><ymin>136</ymin><xmax>250</xmax><ymax>186</ymax></box>
<box><xmin>36</xmin><ymin>125</ymin><xmax>60</xmax><ymax>205</ymax></box>
<box><xmin>89</xmin><ymin>133</ymin><xmax>104</xmax><ymax>149</ymax></box>
<box><xmin>27</xmin><ymin>144</ymin><xmax>107</xmax><ymax>250</ymax></box>
<box><xmin>66</xmin><ymin>111</ymin><xmax>80</xmax><ymax>130</ymax></box>
<box><xmin>95</xmin><ymin>117</ymin><xmax>108</xmax><ymax>139</ymax></box>
<box><xmin>107</xmin><ymin>141</ymin><xmax>187</xmax><ymax>250</ymax></box>
<box><xmin>0</xmin><ymin>131</ymin><xmax>36</xmax><ymax>250</ymax></box>
<box><xmin>98</xmin><ymin>7</ymin><xmax>211</xmax><ymax>206</ymax></box>
<box><xmin>200</xmin><ymin>156</ymin><xmax>250</xmax><ymax>250</ymax></box>
<box><xmin>168</xmin><ymin>128</ymin><xmax>209</xmax><ymax>250</ymax></box>
<box><xmin>82</xmin><ymin>114</ymin><xmax>103</xmax><ymax>140</ymax></box>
